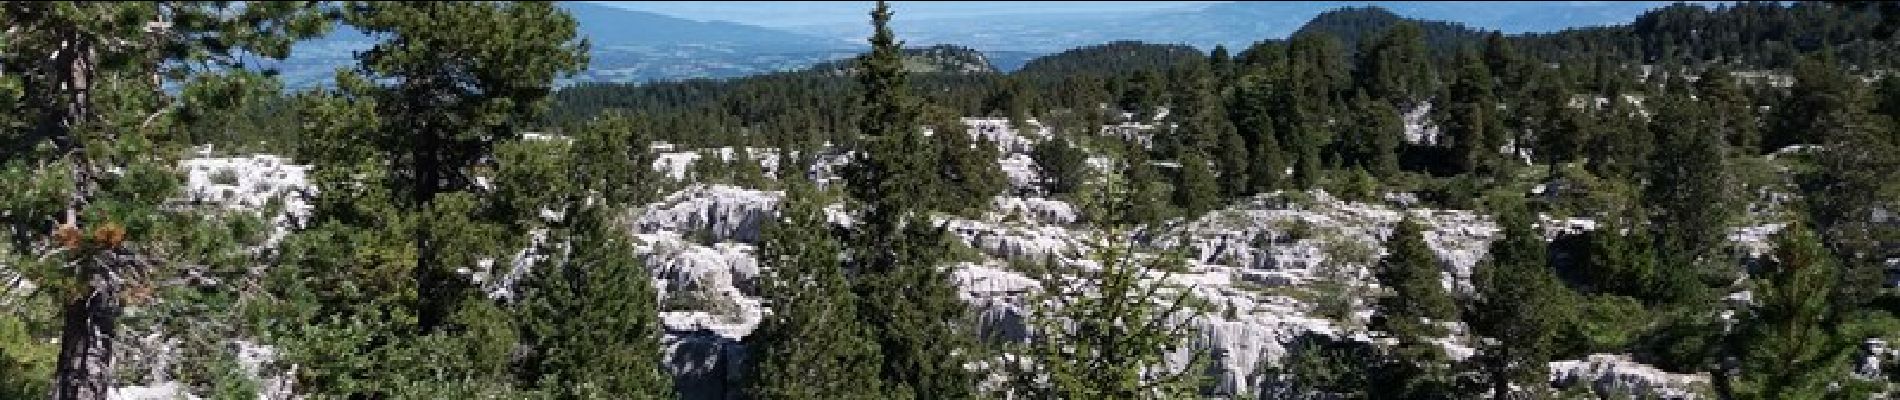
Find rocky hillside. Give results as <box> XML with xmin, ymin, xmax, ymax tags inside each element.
<box><xmin>92</xmin><ymin>114</ymin><xmax>1894</xmax><ymax>399</ymax></box>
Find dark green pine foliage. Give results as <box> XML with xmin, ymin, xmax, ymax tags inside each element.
<box><xmin>1006</xmin><ymin>217</ymin><xmax>1205</xmax><ymax>398</ymax></box>
<box><xmin>1644</xmin><ymin>80</ymin><xmax>1734</xmax><ymax>264</ymax></box>
<box><xmin>1466</xmin><ymin>206</ymin><xmax>1572</xmax><ymax>400</ymax></box>
<box><xmin>566</xmin><ymin>110</ymin><xmax>660</xmax><ymax>206</ymax></box>
<box><xmin>747</xmin><ymin>181</ymin><xmax>886</xmax><ymax>400</ymax></box>
<box><xmin>1766</xmin><ymin>51</ymin><xmax>1859</xmax><ymax>152</ymax></box>
<box><xmin>1695</xmin><ymin>65</ymin><xmax>1762</xmax><ymax>155</ymax></box>
<box><xmin>514</xmin><ymin>205</ymin><xmax>673</xmax><ymax>399</ymax></box>
<box><xmin>1577</xmin><ymin>225</ymin><xmax>1670</xmax><ymax>305</ymax></box>
<box><xmin>1442</xmin><ymin>48</ymin><xmax>1504</xmax><ymax>177</ymax></box>
<box><xmin>1279</xmin><ymin>33</ymin><xmax>1347</xmax><ymax>187</ymax></box>
<box><xmin>1369</xmin><ymin>217</ymin><xmax>1458</xmax><ymax>399</ymax></box>
<box><xmin>1167</xmin><ymin>58</ymin><xmax>1247</xmax><ymax>197</ymax></box>
<box><xmin>1806</xmin><ymin>81</ymin><xmax>1900</xmax><ymax>311</ymax></box>
<box><xmin>1723</xmin><ymin>223</ymin><xmax>1869</xmax><ymax>399</ymax></box>
<box><xmin>930</xmin><ymin>110</ymin><xmax>1008</xmax><ymax>217</ymax></box>
<box><xmin>1341</xmin><ymin>90</ymin><xmax>1403</xmax><ymax>179</ymax></box>
<box><xmin>983</xmin><ymin>76</ymin><xmax>1035</xmax><ymax>128</ymax></box>
<box><xmin>1585</xmin><ymin>95</ymin><xmax>1652</xmax><ymax>181</ymax></box>
<box><xmin>341</xmin><ymin>0</ymin><xmax>589</xmax><ymax>332</ymax></box>
<box><xmin>270</xmin><ymin>2</ymin><xmax>589</xmax><ymax>396</ymax></box>
<box><xmin>1214</xmin><ymin>126</ymin><xmax>1253</xmax><ymax>197</ymax></box>
<box><xmin>1118</xmin><ymin>146</ymin><xmax>1174</xmax><ymax>226</ymax></box>
<box><xmin>843</xmin><ymin>3</ymin><xmax>978</xmax><ymax>398</ymax></box>
<box><xmin>1030</xmin><ymin>137</ymin><xmax>1089</xmax><ymax>197</ymax></box>
<box><xmin>1230</xmin><ymin>71</ymin><xmax>1287</xmax><ymax>193</ymax></box>
<box><xmin>1528</xmin><ymin>69</ymin><xmax>1589</xmax><ymax>175</ymax></box>
<box><xmin>1171</xmin><ymin>148</ymin><xmax>1220</xmax><ymax>218</ymax></box>
<box><xmin>1356</xmin><ymin>21</ymin><xmax>1435</xmax><ymax>107</ymax></box>
<box><xmin>0</xmin><ymin>3</ymin><xmax>331</xmax><ymax>398</ymax></box>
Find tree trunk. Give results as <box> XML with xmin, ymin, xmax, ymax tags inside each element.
<box><xmin>49</xmin><ymin>260</ymin><xmax>121</xmax><ymax>400</ymax></box>
<box><xmin>47</xmin><ymin>29</ymin><xmax>114</xmax><ymax>400</ymax></box>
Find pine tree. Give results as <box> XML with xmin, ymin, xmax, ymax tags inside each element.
<box><xmin>1215</xmin><ymin>127</ymin><xmax>1253</xmax><ymax>197</ymax></box>
<box><xmin>1231</xmin><ymin>71</ymin><xmax>1287</xmax><ymax>193</ymax></box>
<box><xmin>843</xmin><ymin>3</ymin><xmax>978</xmax><ymax>398</ymax></box>
<box><xmin>1342</xmin><ymin>90</ymin><xmax>1403</xmax><ymax>179</ymax></box>
<box><xmin>747</xmin><ymin>181</ymin><xmax>886</xmax><ymax>399</ymax></box>
<box><xmin>272</xmin><ymin>2</ymin><xmax>589</xmax><ymax>396</ymax></box>
<box><xmin>1696</xmin><ymin>65</ymin><xmax>1762</xmax><ymax>155</ymax></box>
<box><xmin>931</xmin><ymin>110</ymin><xmax>1007</xmax><ymax>216</ymax></box>
<box><xmin>1031</xmin><ymin>137</ymin><xmax>1089</xmax><ymax>197</ymax></box>
<box><xmin>1766</xmin><ymin>51</ymin><xmax>1857</xmax><ymax>152</ymax></box>
<box><xmin>1807</xmin><ymin>91</ymin><xmax>1900</xmax><ymax>311</ymax></box>
<box><xmin>1172</xmin><ymin>148</ymin><xmax>1220</xmax><ymax>218</ymax></box>
<box><xmin>1443</xmin><ymin>48</ymin><xmax>1504</xmax><ymax>176</ymax></box>
<box><xmin>0</xmin><ymin>3</ymin><xmax>329</xmax><ymax>397</ymax></box>
<box><xmin>1577</xmin><ymin>225</ymin><xmax>1667</xmax><ymax>303</ymax></box>
<box><xmin>1528</xmin><ymin>69</ymin><xmax>1588</xmax><ymax>175</ymax></box>
<box><xmin>1369</xmin><ymin>217</ymin><xmax>1457</xmax><ymax>399</ymax></box>
<box><xmin>1645</xmin><ymin>83</ymin><xmax>1734</xmax><ymax>264</ymax></box>
<box><xmin>1467</xmin><ymin>206</ymin><xmax>1572</xmax><ymax>400</ymax></box>
<box><xmin>1357</xmin><ymin>22</ymin><xmax>1434</xmax><ymax>107</ymax></box>
<box><xmin>567</xmin><ymin>110</ymin><xmax>659</xmax><ymax>206</ymax></box>
<box><xmin>337</xmin><ymin>0</ymin><xmax>589</xmax><ymax>332</ymax></box>
<box><xmin>1585</xmin><ymin>95</ymin><xmax>1652</xmax><ymax>181</ymax></box>
<box><xmin>1723</xmin><ymin>223</ymin><xmax>1866</xmax><ymax>399</ymax></box>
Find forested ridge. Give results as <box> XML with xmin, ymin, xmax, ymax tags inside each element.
<box><xmin>1</xmin><ymin>1</ymin><xmax>1897</xmax><ymax>399</ymax></box>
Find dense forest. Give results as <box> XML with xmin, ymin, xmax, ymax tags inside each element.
<box><xmin>1</xmin><ymin>1</ymin><xmax>1897</xmax><ymax>399</ymax></box>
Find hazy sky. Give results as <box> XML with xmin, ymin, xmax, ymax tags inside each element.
<box><xmin>586</xmin><ymin>1</ymin><xmax>1225</xmax><ymax>27</ymax></box>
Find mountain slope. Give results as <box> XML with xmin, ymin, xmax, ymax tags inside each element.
<box><xmin>785</xmin><ymin>1</ymin><xmax>1698</xmax><ymax>54</ymax></box>
<box><xmin>559</xmin><ymin>1</ymin><xmax>848</xmax><ymax>50</ymax></box>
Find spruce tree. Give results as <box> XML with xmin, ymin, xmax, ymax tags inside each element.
<box><xmin>1369</xmin><ymin>216</ymin><xmax>1457</xmax><ymax>399</ymax></box>
<box><xmin>1467</xmin><ymin>206</ymin><xmax>1572</xmax><ymax>400</ymax></box>
<box><xmin>747</xmin><ymin>181</ymin><xmax>886</xmax><ymax>399</ymax></box>
<box><xmin>1119</xmin><ymin>146</ymin><xmax>1174</xmax><ymax>226</ymax></box>
<box><xmin>515</xmin><ymin>205</ymin><xmax>673</xmax><ymax>399</ymax></box>
<box><xmin>842</xmin><ymin>3</ymin><xmax>978</xmax><ymax>398</ymax></box>
<box><xmin>1008</xmin><ymin>173</ymin><xmax>1205</xmax><ymax>399</ymax></box>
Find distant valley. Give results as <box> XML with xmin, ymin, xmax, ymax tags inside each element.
<box><xmin>268</xmin><ymin>1</ymin><xmax>1713</xmax><ymax>87</ymax></box>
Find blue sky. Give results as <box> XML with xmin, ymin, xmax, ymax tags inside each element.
<box><xmin>587</xmin><ymin>1</ymin><xmax>1224</xmax><ymax>27</ymax></box>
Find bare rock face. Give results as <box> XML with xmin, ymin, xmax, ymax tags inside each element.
<box><xmin>636</xmin><ymin>184</ymin><xmax>784</xmax><ymax>244</ymax></box>
<box><xmin>179</xmin><ymin>154</ymin><xmax>315</xmax><ymax>248</ymax></box>
<box><xmin>1548</xmin><ymin>354</ymin><xmax>1711</xmax><ymax>399</ymax></box>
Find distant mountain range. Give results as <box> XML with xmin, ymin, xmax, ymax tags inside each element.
<box><xmin>269</xmin><ymin>1</ymin><xmax>1706</xmax><ymax>87</ymax></box>
<box><xmin>783</xmin><ymin>1</ymin><xmax>1715</xmax><ymax>53</ymax></box>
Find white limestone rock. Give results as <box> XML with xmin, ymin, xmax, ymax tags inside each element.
<box><xmin>635</xmin><ymin>184</ymin><xmax>783</xmax><ymax>244</ymax></box>
<box><xmin>1549</xmin><ymin>354</ymin><xmax>1710</xmax><ymax>399</ymax></box>
<box><xmin>178</xmin><ymin>154</ymin><xmax>314</xmax><ymax>247</ymax></box>
<box><xmin>987</xmin><ymin>196</ymin><xmax>1078</xmax><ymax>226</ymax></box>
